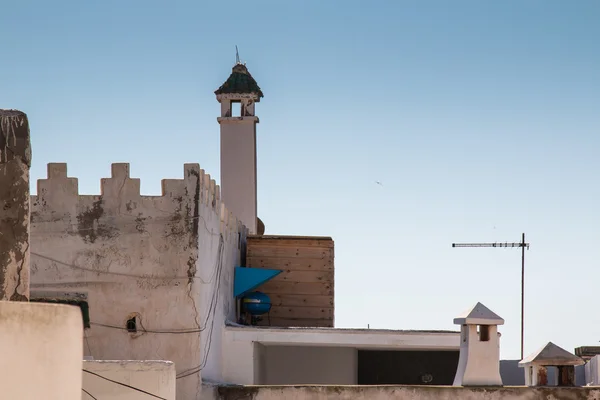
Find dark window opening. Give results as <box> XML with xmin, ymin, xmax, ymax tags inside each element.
<box><xmin>478</xmin><ymin>325</ymin><xmax>490</xmax><ymax>341</ymax></box>
<box><xmin>30</xmin><ymin>297</ymin><xmax>90</xmax><ymax>329</ymax></box>
<box><xmin>231</xmin><ymin>101</ymin><xmax>241</xmax><ymax>117</ymax></box>
<box><xmin>358</xmin><ymin>350</ymin><xmax>459</xmax><ymax>385</ymax></box>
<box><xmin>126</xmin><ymin>317</ymin><xmax>137</xmax><ymax>333</ymax></box>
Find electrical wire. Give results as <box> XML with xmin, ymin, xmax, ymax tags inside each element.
<box><xmin>179</xmin><ymin>237</ymin><xmax>223</xmax><ymax>377</ymax></box>
<box><xmin>81</xmin><ymin>388</ymin><xmax>98</xmax><ymax>400</ymax></box>
<box><xmin>88</xmin><ymin>234</ymin><xmax>226</xmax><ymax>337</ymax></box>
<box><xmin>90</xmin><ymin>321</ymin><xmax>206</xmax><ymax>334</ymax></box>
<box><xmin>31</xmin><ymin>223</ymin><xmax>229</xmax><ymax>380</ymax></box>
<box><xmin>31</xmin><ymin>205</ymin><xmax>222</xmax><ymax>237</ymax></box>
<box><xmin>30</xmin><ymin>208</ymin><xmax>229</xmax><ymax>283</ymax></box>
<box><xmin>176</xmin><ymin>234</ymin><xmax>225</xmax><ymax>380</ymax></box>
<box><xmin>32</xmin><ymin>251</ymin><xmax>199</xmax><ymax>281</ymax></box>
<box><xmin>82</xmin><ymin>369</ymin><xmax>167</xmax><ymax>399</ymax></box>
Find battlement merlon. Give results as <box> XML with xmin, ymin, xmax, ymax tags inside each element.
<box><xmin>32</xmin><ymin>163</ymin><xmax>243</xmax><ymax>232</ymax></box>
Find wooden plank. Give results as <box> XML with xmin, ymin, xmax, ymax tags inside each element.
<box><xmin>269</xmin><ymin>294</ymin><xmax>333</xmax><ymax>308</ymax></box>
<box><xmin>247</xmin><ymin>256</ymin><xmax>333</xmax><ymax>271</ymax></box>
<box><xmin>268</xmin><ymin>306</ymin><xmax>334</xmax><ymax>319</ymax></box>
<box><xmin>257</xmin><ymin>318</ymin><xmax>333</xmax><ymax>328</ymax></box>
<box><xmin>270</xmin><ymin>270</ymin><xmax>333</xmax><ymax>283</ymax></box>
<box><xmin>259</xmin><ymin>281</ymin><xmax>333</xmax><ymax>296</ymax></box>
<box><xmin>247</xmin><ymin>245</ymin><xmax>333</xmax><ymax>260</ymax></box>
<box><xmin>248</xmin><ymin>236</ymin><xmax>334</xmax><ymax>248</ymax></box>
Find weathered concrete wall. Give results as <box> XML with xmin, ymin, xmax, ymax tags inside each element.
<box><xmin>82</xmin><ymin>360</ymin><xmax>176</xmax><ymax>400</ymax></box>
<box><xmin>260</xmin><ymin>346</ymin><xmax>357</xmax><ymax>384</ymax></box>
<box><xmin>0</xmin><ymin>301</ymin><xmax>83</xmax><ymax>400</ymax></box>
<box><xmin>30</xmin><ymin>163</ymin><xmax>244</xmax><ymax>400</ymax></box>
<box><xmin>0</xmin><ymin>109</ymin><xmax>31</xmax><ymax>301</ymax></box>
<box><xmin>208</xmin><ymin>385</ymin><xmax>600</xmax><ymax>400</ymax></box>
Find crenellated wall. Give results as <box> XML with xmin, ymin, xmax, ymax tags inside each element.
<box><xmin>29</xmin><ymin>162</ymin><xmax>245</xmax><ymax>400</ymax></box>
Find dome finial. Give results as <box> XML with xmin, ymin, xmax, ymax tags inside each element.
<box><xmin>235</xmin><ymin>45</ymin><xmax>241</xmax><ymax>64</ymax></box>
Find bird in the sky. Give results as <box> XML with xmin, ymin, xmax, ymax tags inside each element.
<box><xmin>375</xmin><ymin>181</ymin><xmax>383</xmax><ymax>186</ymax></box>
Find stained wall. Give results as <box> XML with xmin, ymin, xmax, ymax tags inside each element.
<box><xmin>30</xmin><ymin>162</ymin><xmax>244</xmax><ymax>400</ymax></box>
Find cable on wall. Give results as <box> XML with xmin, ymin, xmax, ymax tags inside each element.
<box><xmin>81</xmin><ymin>388</ymin><xmax>98</xmax><ymax>400</ymax></box>
<box><xmin>88</xmin><ymin>233</ymin><xmax>226</xmax><ymax>336</ymax></box>
<box><xmin>176</xmin><ymin>234</ymin><xmax>225</xmax><ymax>380</ymax></box>
<box><xmin>82</xmin><ymin>369</ymin><xmax>167</xmax><ymax>399</ymax></box>
<box><xmin>90</xmin><ymin>321</ymin><xmax>206</xmax><ymax>334</ymax></box>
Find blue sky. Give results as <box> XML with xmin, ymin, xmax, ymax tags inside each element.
<box><xmin>2</xmin><ymin>1</ymin><xmax>599</xmax><ymax>359</ymax></box>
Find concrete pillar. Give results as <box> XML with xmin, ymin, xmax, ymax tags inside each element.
<box><xmin>0</xmin><ymin>110</ymin><xmax>31</xmax><ymax>301</ymax></box>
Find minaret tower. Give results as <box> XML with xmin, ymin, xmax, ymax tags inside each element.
<box><xmin>215</xmin><ymin>56</ymin><xmax>263</xmax><ymax>234</ymax></box>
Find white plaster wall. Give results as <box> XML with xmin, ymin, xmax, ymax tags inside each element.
<box><xmin>225</xmin><ymin>326</ymin><xmax>460</xmax><ymax>349</ymax></box>
<box><xmin>30</xmin><ymin>163</ymin><xmax>244</xmax><ymax>400</ymax></box>
<box><xmin>260</xmin><ymin>346</ymin><xmax>357</xmax><ymax>385</ymax></box>
<box><xmin>0</xmin><ymin>301</ymin><xmax>83</xmax><ymax>400</ymax></box>
<box><xmin>219</xmin><ymin>119</ymin><xmax>258</xmax><ymax>234</ymax></box>
<box><xmin>222</xmin><ymin>339</ymin><xmax>259</xmax><ymax>385</ymax></box>
<box><xmin>586</xmin><ymin>355</ymin><xmax>599</xmax><ymax>385</ymax></box>
<box><xmin>221</xmin><ymin>326</ymin><xmax>459</xmax><ymax>385</ymax></box>
<box><xmin>197</xmin><ymin>204</ymin><xmax>242</xmax><ymax>383</ymax></box>
<box><xmin>82</xmin><ymin>360</ymin><xmax>175</xmax><ymax>400</ymax></box>
<box><xmin>454</xmin><ymin>325</ymin><xmax>502</xmax><ymax>386</ymax></box>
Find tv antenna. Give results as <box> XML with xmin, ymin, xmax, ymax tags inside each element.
<box><xmin>235</xmin><ymin>45</ymin><xmax>240</xmax><ymax>64</ymax></box>
<box><xmin>452</xmin><ymin>233</ymin><xmax>530</xmax><ymax>360</ymax></box>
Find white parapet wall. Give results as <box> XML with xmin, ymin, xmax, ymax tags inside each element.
<box><xmin>0</xmin><ymin>301</ymin><xmax>83</xmax><ymax>400</ymax></box>
<box><xmin>221</xmin><ymin>325</ymin><xmax>460</xmax><ymax>385</ymax></box>
<box><xmin>82</xmin><ymin>360</ymin><xmax>176</xmax><ymax>400</ymax></box>
<box><xmin>586</xmin><ymin>355</ymin><xmax>600</xmax><ymax>386</ymax></box>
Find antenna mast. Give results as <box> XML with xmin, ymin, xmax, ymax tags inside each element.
<box><xmin>452</xmin><ymin>233</ymin><xmax>529</xmax><ymax>360</ymax></box>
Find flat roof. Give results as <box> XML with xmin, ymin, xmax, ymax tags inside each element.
<box><xmin>225</xmin><ymin>323</ymin><xmax>460</xmax><ymax>350</ymax></box>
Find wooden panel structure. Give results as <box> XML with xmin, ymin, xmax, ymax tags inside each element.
<box><xmin>246</xmin><ymin>235</ymin><xmax>334</xmax><ymax>328</ymax></box>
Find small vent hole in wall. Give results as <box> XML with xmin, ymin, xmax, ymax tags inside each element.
<box><xmin>231</xmin><ymin>101</ymin><xmax>241</xmax><ymax>117</ymax></box>
<box><xmin>126</xmin><ymin>317</ymin><xmax>137</xmax><ymax>333</ymax></box>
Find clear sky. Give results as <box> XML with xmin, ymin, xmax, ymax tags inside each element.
<box><xmin>2</xmin><ymin>0</ymin><xmax>599</xmax><ymax>359</ymax></box>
